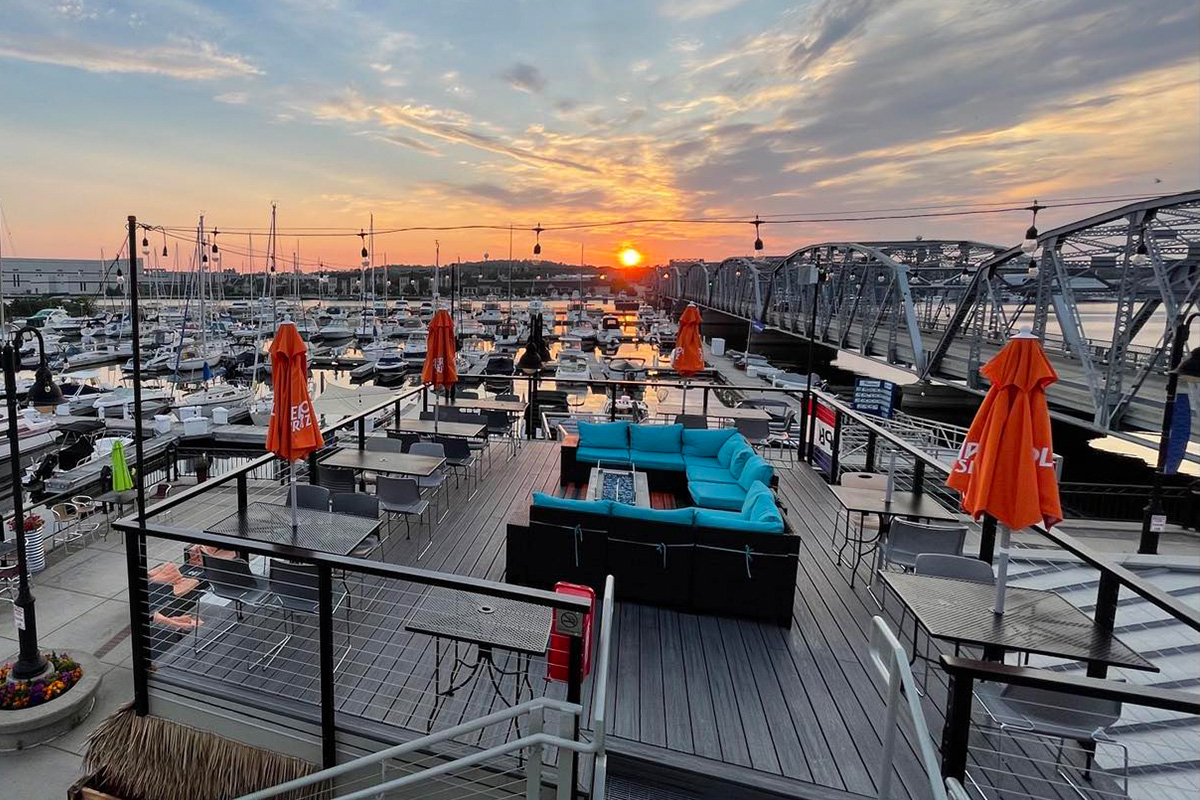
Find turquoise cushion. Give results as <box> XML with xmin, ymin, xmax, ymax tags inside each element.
<box><xmin>737</xmin><ymin>456</ymin><xmax>774</xmax><ymax>491</ymax></box>
<box><xmin>689</xmin><ymin>481</ymin><xmax>748</xmax><ymax>511</ymax></box>
<box><xmin>716</xmin><ymin>434</ymin><xmax>744</xmax><ymax>467</ymax></box>
<box><xmin>576</xmin><ymin>446</ymin><xmax>632</xmax><ymax>465</ymax></box>
<box><xmin>630</xmin><ymin>423</ymin><xmax>683</xmax><ymax>453</ymax></box>
<box><xmin>728</xmin><ymin>447</ymin><xmax>755</xmax><ymax>480</ymax></box>
<box><xmin>681</xmin><ymin>427</ymin><xmax>736</xmax><ymax>457</ymax></box>
<box><xmin>532</xmin><ymin>493</ymin><xmax>612</xmax><ymax>515</ymax></box>
<box><xmin>696</xmin><ymin>508</ymin><xmax>784</xmax><ymax>533</ymax></box>
<box><xmin>577</xmin><ymin>420</ymin><xmax>629</xmax><ymax>450</ymax></box>
<box><xmin>683</xmin><ymin>454</ymin><xmax>722</xmax><ymax>469</ymax></box>
<box><xmin>630</xmin><ymin>450</ymin><xmax>686</xmax><ymax>471</ymax></box>
<box><xmin>740</xmin><ymin>481</ymin><xmax>774</xmax><ymax>515</ymax></box>
<box><xmin>751</xmin><ymin>494</ymin><xmax>783</xmax><ymax>525</ymax></box>
<box><xmin>686</xmin><ymin>464</ymin><xmax>738</xmax><ymax>483</ymax></box>
<box><xmin>611</xmin><ymin>504</ymin><xmax>695</xmax><ymax>525</ymax></box>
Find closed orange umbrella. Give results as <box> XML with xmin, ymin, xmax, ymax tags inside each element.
<box><xmin>421</xmin><ymin>309</ymin><xmax>457</xmax><ymax>433</ymax></box>
<box><xmin>265</xmin><ymin>322</ymin><xmax>324</xmax><ymax>536</ymax></box>
<box><xmin>947</xmin><ymin>329</ymin><xmax>1062</xmax><ymax>612</ymax></box>
<box><xmin>671</xmin><ymin>304</ymin><xmax>704</xmax><ymax>412</ymax></box>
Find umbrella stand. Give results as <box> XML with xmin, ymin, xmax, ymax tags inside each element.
<box><xmin>993</xmin><ymin>524</ymin><xmax>1012</xmax><ymax>614</ymax></box>
<box><xmin>290</xmin><ymin>460</ymin><xmax>299</xmax><ymax>540</ymax></box>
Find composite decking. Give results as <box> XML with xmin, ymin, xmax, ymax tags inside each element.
<box><xmin>145</xmin><ymin>439</ymin><xmax>1072</xmax><ymax>800</ymax></box>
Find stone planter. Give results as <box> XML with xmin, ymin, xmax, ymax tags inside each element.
<box><xmin>0</xmin><ymin>651</ymin><xmax>102</xmax><ymax>750</ymax></box>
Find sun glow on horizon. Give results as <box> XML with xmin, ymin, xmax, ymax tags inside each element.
<box><xmin>617</xmin><ymin>246</ymin><xmax>643</xmax><ymax>267</ymax></box>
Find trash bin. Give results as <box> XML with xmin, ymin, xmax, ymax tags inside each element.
<box><xmin>712</xmin><ymin>337</ymin><xmax>726</xmax><ymax>356</ymax></box>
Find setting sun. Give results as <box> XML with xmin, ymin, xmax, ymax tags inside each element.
<box><xmin>617</xmin><ymin>246</ymin><xmax>643</xmax><ymax>267</ymax></box>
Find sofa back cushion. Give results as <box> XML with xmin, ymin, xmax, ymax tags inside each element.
<box><xmin>728</xmin><ymin>446</ymin><xmax>755</xmax><ymax>480</ymax></box>
<box><xmin>750</xmin><ymin>494</ymin><xmax>784</xmax><ymax>528</ymax></box>
<box><xmin>695</xmin><ymin>508</ymin><xmax>783</xmax><ymax>534</ymax></box>
<box><xmin>737</xmin><ymin>456</ymin><xmax>774</xmax><ymax>491</ymax></box>
<box><xmin>610</xmin><ymin>503</ymin><xmax>695</xmax><ymax>526</ymax></box>
<box><xmin>740</xmin><ymin>481</ymin><xmax>774</xmax><ymax>516</ymax></box>
<box><xmin>716</xmin><ymin>433</ymin><xmax>747</xmax><ymax>467</ymax></box>
<box><xmin>577</xmin><ymin>421</ymin><xmax>629</xmax><ymax>450</ymax></box>
<box><xmin>682</xmin><ymin>427</ymin><xmax>737</xmax><ymax>457</ymax></box>
<box><xmin>532</xmin><ymin>492</ymin><xmax>613</xmax><ymax>516</ymax></box>
<box><xmin>630</xmin><ymin>423</ymin><xmax>683</xmax><ymax>453</ymax></box>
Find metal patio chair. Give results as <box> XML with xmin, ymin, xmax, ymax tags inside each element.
<box><xmin>376</xmin><ymin>476</ymin><xmax>430</xmax><ymax>555</ymax></box>
<box><xmin>409</xmin><ymin>442</ymin><xmax>449</xmax><ymax>522</ymax></box>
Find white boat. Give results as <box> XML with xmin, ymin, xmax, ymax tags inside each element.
<box><xmin>479</xmin><ymin>301</ymin><xmax>504</xmax><ymax>325</ymax></box>
<box><xmin>554</xmin><ymin>351</ymin><xmax>592</xmax><ymax>386</ymax></box>
<box><xmin>174</xmin><ymin>384</ymin><xmax>252</xmax><ymax>416</ymax></box>
<box><xmin>145</xmin><ymin>345</ymin><xmax>219</xmax><ymax>374</ymax></box>
<box><xmin>597</xmin><ymin>314</ymin><xmax>623</xmax><ymax>346</ymax></box>
<box><xmin>494</xmin><ymin>320</ymin><xmax>520</xmax><ymax>348</ymax></box>
<box><xmin>314</xmin><ymin>321</ymin><xmax>354</xmax><ymax>344</ymax></box>
<box><xmin>648</xmin><ymin>321</ymin><xmax>678</xmax><ymax>348</ymax></box>
<box><xmin>59</xmin><ymin>373</ymin><xmax>117</xmax><ymax>414</ymax></box>
<box><xmin>403</xmin><ymin>331</ymin><xmax>428</xmax><ymax>362</ymax></box>
<box><xmin>67</xmin><ymin>342</ymin><xmax>133</xmax><ymax>368</ymax></box>
<box><xmin>362</xmin><ymin>340</ymin><xmax>402</xmax><ymax>362</ymax></box>
<box><xmin>249</xmin><ymin>392</ymin><xmax>273</xmax><ymax>426</ymax></box>
<box><xmin>459</xmin><ymin>317</ymin><xmax>486</xmax><ymax>338</ymax></box>
<box><xmin>374</xmin><ymin>353</ymin><xmax>408</xmax><ymax>375</ymax></box>
<box><xmin>568</xmin><ymin>320</ymin><xmax>598</xmax><ymax>343</ymax></box>
<box><xmin>43</xmin><ymin>310</ymin><xmax>90</xmax><ymax>336</ymax></box>
<box><xmin>93</xmin><ymin>386</ymin><xmax>173</xmax><ymax>416</ymax></box>
<box><xmin>527</xmin><ymin>298</ymin><xmax>546</xmax><ymax>316</ymax></box>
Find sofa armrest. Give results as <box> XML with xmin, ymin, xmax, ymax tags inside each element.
<box><xmin>561</xmin><ymin>432</ymin><xmax>580</xmax><ymax>447</ymax></box>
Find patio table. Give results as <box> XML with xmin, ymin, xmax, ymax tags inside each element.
<box><xmin>205</xmin><ymin>501</ymin><xmax>381</xmax><ymax>556</ymax></box>
<box><xmin>830</xmin><ymin>485</ymin><xmax>961</xmax><ymax>586</ymax></box>
<box><xmin>386</xmin><ymin>419</ymin><xmax>487</xmax><ymax>438</ymax></box>
<box><xmin>405</xmin><ymin>586</ymin><xmax>553</xmax><ymax>733</ymax></box>
<box><xmin>437</xmin><ymin>398</ymin><xmax>528</xmax><ymax>414</ymax></box>
<box><xmin>882</xmin><ymin>572</ymin><xmax>1156</xmax><ymax>672</ymax></box>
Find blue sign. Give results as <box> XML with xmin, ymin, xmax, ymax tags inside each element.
<box><xmin>1166</xmin><ymin>393</ymin><xmax>1191</xmax><ymax>475</ymax></box>
<box><xmin>750</xmin><ymin>318</ymin><xmax>765</xmax><ymax>333</ymax></box>
<box><xmin>851</xmin><ymin>378</ymin><xmax>898</xmax><ymax>419</ymax></box>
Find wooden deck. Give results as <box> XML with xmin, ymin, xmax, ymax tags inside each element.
<box><xmin>146</xmin><ymin>440</ymin><xmax>1067</xmax><ymax>800</ymax></box>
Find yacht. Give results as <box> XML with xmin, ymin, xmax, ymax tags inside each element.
<box><xmin>458</xmin><ymin>317</ymin><xmax>486</xmax><ymax>338</ymax></box>
<box><xmin>374</xmin><ymin>352</ymin><xmax>409</xmax><ymax>376</ymax></box>
<box><xmin>362</xmin><ymin>339</ymin><xmax>403</xmax><ymax>362</ymax></box>
<box><xmin>596</xmin><ymin>314</ymin><xmax>623</xmax><ymax>346</ymax></box>
<box><xmin>145</xmin><ymin>344</ymin><xmax>219</xmax><ymax>374</ymax></box>
<box><xmin>494</xmin><ymin>320</ymin><xmax>520</xmax><ymax>348</ymax></box>
<box><xmin>93</xmin><ymin>386</ymin><xmax>173</xmax><ymax>416</ymax></box>
<box><xmin>313</xmin><ymin>319</ymin><xmax>354</xmax><ymax>345</ymax></box>
<box><xmin>479</xmin><ymin>300</ymin><xmax>504</xmax><ymax>325</ymax></box>
<box><xmin>354</xmin><ymin>310</ymin><xmax>379</xmax><ymax>341</ymax></box>
<box><xmin>43</xmin><ymin>310</ymin><xmax>91</xmax><ymax>336</ymax></box>
<box><xmin>174</xmin><ymin>384</ymin><xmax>252</xmax><ymax>417</ymax></box>
<box><xmin>402</xmin><ymin>330</ymin><xmax>428</xmax><ymax>362</ymax></box>
<box><xmin>567</xmin><ymin>319</ymin><xmax>599</xmax><ymax>344</ymax></box>
<box><xmin>554</xmin><ymin>351</ymin><xmax>592</xmax><ymax>387</ymax></box>
<box><xmin>66</xmin><ymin>342</ymin><xmax>133</xmax><ymax>368</ymax></box>
<box><xmin>648</xmin><ymin>320</ymin><xmax>678</xmax><ymax>349</ymax></box>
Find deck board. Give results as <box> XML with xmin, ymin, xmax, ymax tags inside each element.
<box><xmin>152</xmin><ymin>438</ymin><xmax>1075</xmax><ymax>800</ymax></box>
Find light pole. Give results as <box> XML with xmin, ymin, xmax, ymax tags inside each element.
<box><xmin>3</xmin><ymin>325</ymin><xmax>62</xmax><ymax>679</ymax></box>
<box><xmin>1141</xmin><ymin>312</ymin><xmax>1200</xmax><ymax>554</ymax></box>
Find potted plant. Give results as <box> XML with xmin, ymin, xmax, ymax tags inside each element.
<box><xmin>8</xmin><ymin>513</ymin><xmax>47</xmax><ymax>573</ymax></box>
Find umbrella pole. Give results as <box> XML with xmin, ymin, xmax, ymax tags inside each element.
<box><xmin>681</xmin><ymin>380</ymin><xmax>687</xmax><ymax>415</ymax></box>
<box><xmin>290</xmin><ymin>459</ymin><xmax>298</xmax><ymax>540</ymax></box>
<box><xmin>434</xmin><ymin>395</ymin><xmax>439</xmax><ymax>435</ymax></box>
<box><xmin>993</xmin><ymin>524</ymin><xmax>1011</xmax><ymax>615</ymax></box>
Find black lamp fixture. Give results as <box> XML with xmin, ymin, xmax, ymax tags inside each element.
<box><xmin>753</xmin><ymin>214</ymin><xmax>764</xmax><ymax>251</ymax></box>
<box><xmin>141</xmin><ymin>235</ymin><xmax>149</xmax><ymax>256</ymax></box>
<box><xmin>533</xmin><ymin>223</ymin><xmax>544</xmax><ymax>256</ymax></box>
<box><xmin>161</xmin><ymin>229</ymin><xmax>169</xmax><ymax>258</ymax></box>
<box><xmin>1132</xmin><ymin>234</ymin><xmax>1150</xmax><ymax>267</ymax></box>
<box><xmin>116</xmin><ymin>266</ymin><xmax>125</xmax><ymax>288</ymax></box>
<box><xmin>359</xmin><ymin>230</ymin><xmax>369</xmax><ymax>268</ymax></box>
<box><xmin>211</xmin><ymin>229</ymin><xmax>221</xmax><ymax>266</ymax></box>
<box><xmin>1021</xmin><ymin>201</ymin><xmax>1044</xmax><ymax>254</ymax></box>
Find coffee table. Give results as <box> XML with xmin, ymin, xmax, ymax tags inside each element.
<box><xmin>586</xmin><ymin>466</ymin><xmax>650</xmax><ymax>507</ymax></box>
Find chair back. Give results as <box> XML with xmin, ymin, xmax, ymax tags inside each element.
<box><xmin>153</xmin><ymin>483</ymin><xmax>172</xmax><ymax>500</ymax></box>
<box><xmin>331</xmin><ymin>492</ymin><xmax>380</xmax><ymax>519</ymax></box>
<box><xmin>316</xmin><ymin>466</ymin><xmax>357</xmax><ymax>493</ymax></box>
<box><xmin>377</xmin><ymin>475</ymin><xmax>421</xmax><ymax>504</ymax></box>
<box><xmin>419</xmin><ymin>411</ymin><xmax>436</xmax><ymax>421</ymax></box>
<box><xmin>51</xmin><ymin>502</ymin><xmax>78</xmax><ymax>523</ymax></box>
<box><xmin>840</xmin><ymin>472</ymin><xmax>888</xmax><ymax>490</ymax></box>
<box><xmin>675</xmin><ymin>414</ymin><xmax>708</xmax><ymax>429</ymax></box>
<box><xmin>486</xmin><ymin>410</ymin><xmax>510</xmax><ymax>430</ymax></box>
<box><xmin>410</xmin><ymin>441</ymin><xmax>446</xmax><ymax>459</ymax></box>
<box><xmin>915</xmin><ymin>553</ymin><xmax>994</xmax><ymax>583</ymax></box>
<box><xmin>735</xmin><ymin>418</ymin><xmax>771</xmax><ymax>441</ymax></box>
<box><xmin>1000</xmin><ymin>684</ymin><xmax>1123</xmax><ymax>733</ymax></box>
<box><xmin>435</xmin><ymin>436</ymin><xmax>471</xmax><ymax>459</ymax></box>
<box><xmin>388</xmin><ymin>431</ymin><xmax>420</xmax><ymax>452</ymax></box>
<box><xmin>295</xmin><ymin>483</ymin><xmax>331</xmax><ymax>511</ymax></box>
<box><xmin>366</xmin><ymin>437</ymin><xmax>404</xmax><ymax>453</ymax></box>
<box><xmin>270</xmin><ymin>560</ymin><xmax>319</xmax><ymax>605</ymax></box>
<box><xmin>496</xmin><ymin>393</ymin><xmax>520</xmax><ymax>402</ymax></box>
<box><xmin>885</xmin><ymin>519</ymin><xmax>968</xmax><ymax>564</ymax></box>
<box><xmin>202</xmin><ymin>553</ymin><xmax>257</xmax><ymax>593</ymax></box>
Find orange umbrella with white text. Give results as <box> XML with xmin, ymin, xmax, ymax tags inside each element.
<box><xmin>266</xmin><ymin>322</ymin><xmax>324</xmax><ymax>537</ymax></box>
<box><xmin>421</xmin><ymin>309</ymin><xmax>458</xmax><ymax>433</ymax></box>
<box><xmin>672</xmin><ymin>303</ymin><xmax>704</xmax><ymax>412</ymax></box>
<box><xmin>946</xmin><ymin>329</ymin><xmax>1062</xmax><ymax>613</ymax></box>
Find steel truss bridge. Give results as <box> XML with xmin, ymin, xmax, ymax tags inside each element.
<box><xmin>660</xmin><ymin>191</ymin><xmax>1200</xmax><ymax>439</ymax></box>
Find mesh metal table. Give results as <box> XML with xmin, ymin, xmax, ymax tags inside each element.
<box><xmin>883</xmin><ymin>573</ymin><xmax>1156</xmax><ymax>671</ymax></box>
<box><xmin>205</xmin><ymin>501</ymin><xmax>381</xmax><ymax>555</ymax></box>
<box><xmin>406</xmin><ymin>587</ymin><xmax>553</xmax><ymax>732</ymax></box>
<box><xmin>830</xmin><ymin>486</ymin><xmax>962</xmax><ymax>586</ymax></box>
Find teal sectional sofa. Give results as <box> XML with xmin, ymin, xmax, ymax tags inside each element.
<box><xmin>505</xmin><ymin>422</ymin><xmax>799</xmax><ymax>625</ymax></box>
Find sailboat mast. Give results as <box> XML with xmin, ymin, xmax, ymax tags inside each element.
<box><xmin>198</xmin><ymin>215</ymin><xmax>207</xmax><ymax>352</ymax></box>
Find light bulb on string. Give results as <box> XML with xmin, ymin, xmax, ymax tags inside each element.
<box><xmin>141</xmin><ymin>235</ymin><xmax>149</xmax><ymax>256</ymax></box>
<box><xmin>359</xmin><ymin>230</ymin><xmax>369</xmax><ymax>268</ymax></box>
<box><xmin>533</xmin><ymin>223</ymin><xmax>543</xmax><ymax>256</ymax></box>
<box><xmin>1131</xmin><ymin>238</ymin><xmax>1150</xmax><ymax>267</ymax></box>
<box><xmin>753</xmin><ymin>215</ymin><xmax>764</xmax><ymax>251</ymax></box>
<box><xmin>1021</xmin><ymin>201</ymin><xmax>1043</xmax><ymax>254</ymax></box>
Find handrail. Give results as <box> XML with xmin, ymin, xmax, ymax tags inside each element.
<box><xmin>115</xmin><ymin>517</ymin><xmax>592</xmax><ymax>613</ymax></box>
<box><xmin>868</xmin><ymin>617</ymin><xmax>947</xmax><ymax>800</ymax></box>
<box><xmin>234</xmin><ymin>697</ymin><xmax>583</xmax><ymax>800</ymax></box>
<box><xmin>591</xmin><ymin>576</ymin><xmax>616</xmax><ymax>743</ymax></box>
<box><xmin>808</xmin><ymin>385</ymin><xmax>1200</xmax><ymax>635</ymax></box>
<box><xmin>135</xmin><ymin>383</ymin><xmax>425</xmax><ymax>521</ymax></box>
<box><xmin>940</xmin><ymin>656</ymin><xmax>1200</xmax><ymax>714</ymax></box>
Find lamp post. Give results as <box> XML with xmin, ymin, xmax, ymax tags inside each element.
<box><xmin>1141</xmin><ymin>312</ymin><xmax>1200</xmax><ymax>554</ymax></box>
<box><xmin>3</xmin><ymin>325</ymin><xmax>62</xmax><ymax>679</ymax></box>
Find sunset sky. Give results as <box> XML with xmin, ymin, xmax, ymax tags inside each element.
<box><xmin>0</xmin><ymin>0</ymin><xmax>1197</xmax><ymax>271</ymax></box>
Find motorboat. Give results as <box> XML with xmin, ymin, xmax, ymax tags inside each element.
<box><xmin>554</xmin><ymin>351</ymin><xmax>592</xmax><ymax>387</ymax></box>
<box><xmin>648</xmin><ymin>321</ymin><xmax>678</xmax><ymax>349</ymax></box>
<box><xmin>43</xmin><ymin>309</ymin><xmax>91</xmax><ymax>336</ymax></box>
<box><xmin>362</xmin><ymin>340</ymin><xmax>403</xmax><ymax>362</ymax></box>
<box><xmin>66</xmin><ymin>342</ymin><xmax>133</xmax><ymax>368</ymax></box>
<box><xmin>394</xmin><ymin>316</ymin><xmax>424</xmax><ymax>338</ymax></box>
<box><xmin>596</xmin><ymin>314</ymin><xmax>623</xmax><ymax>346</ymax></box>
<box><xmin>174</xmin><ymin>384</ymin><xmax>252</xmax><ymax>417</ymax></box>
<box><xmin>145</xmin><ymin>344</ymin><xmax>220</xmax><ymax>374</ymax></box>
<box><xmin>93</xmin><ymin>386</ymin><xmax>173</xmax><ymax>416</ymax></box>
<box><xmin>604</xmin><ymin>356</ymin><xmax>648</xmax><ymax>382</ymax></box>
<box><xmin>479</xmin><ymin>300</ymin><xmax>504</xmax><ymax>325</ymax></box>
<box><xmin>373</xmin><ymin>352</ymin><xmax>409</xmax><ymax>376</ymax></box>
<box><xmin>568</xmin><ymin>320</ymin><xmax>599</xmax><ymax>344</ymax></box>
<box><xmin>354</xmin><ymin>310</ymin><xmax>379</xmax><ymax>341</ymax></box>
<box><xmin>602</xmin><ymin>394</ymin><xmax>649</xmax><ymax>421</ymax></box>
<box><xmin>313</xmin><ymin>320</ymin><xmax>354</xmax><ymax>345</ymax></box>
<box><xmin>58</xmin><ymin>372</ymin><xmax>118</xmax><ymax>414</ymax></box>
<box><xmin>458</xmin><ymin>317</ymin><xmax>487</xmax><ymax>338</ymax></box>
<box><xmin>402</xmin><ymin>331</ymin><xmax>428</xmax><ymax>362</ymax></box>
<box><xmin>494</xmin><ymin>320</ymin><xmax>520</xmax><ymax>348</ymax></box>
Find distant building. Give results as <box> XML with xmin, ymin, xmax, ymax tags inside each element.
<box><xmin>0</xmin><ymin>256</ymin><xmax>136</xmax><ymax>296</ymax></box>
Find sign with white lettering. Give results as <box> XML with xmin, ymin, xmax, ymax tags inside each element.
<box><xmin>811</xmin><ymin>398</ymin><xmax>837</xmax><ymax>478</ymax></box>
<box><xmin>13</xmin><ymin>605</ymin><xmax>25</xmax><ymax>631</ymax></box>
<box><xmin>852</xmin><ymin>378</ymin><xmax>898</xmax><ymax>419</ymax></box>
<box><xmin>1150</xmin><ymin>514</ymin><xmax>1167</xmax><ymax>533</ymax></box>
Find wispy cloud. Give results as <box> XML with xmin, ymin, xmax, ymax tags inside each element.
<box><xmin>498</xmin><ymin>62</ymin><xmax>547</xmax><ymax>94</ymax></box>
<box><xmin>214</xmin><ymin>91</ymin><xmax>250</xmax><ymax>104</ymax></box>
<box><xmin>658</xmin><ymin>0</ymin><xmax>747</xmax><ymax>21</ymax></box>
<box><xmin>0</xmin><ymin>36</ymin><xmax>261</xmax><ymax>80</ymax></box>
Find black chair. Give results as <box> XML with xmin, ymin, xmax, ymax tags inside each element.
<box><xmin>196</xmin><ymin>553</ymin><xmax>272</xmax><ymax>656</ymax></box>
<box><xmin>435</xmin><ymin>435</ymin><xmax>478</xmax><ymax>497</ymax></box>
<box><xmin>265</xmin><ymin>560</ymin><xmax>351</xmax><ymax>671</ymax></box>
<box><xmin>333</xmin><ymin>492</ymin><xmax>384</xmax><ymax>559</ymax></box>
<box><xmin>387</xmin><ymin>431</ymin><xmax>421</xmax><ymax>452</ymax></box>
<box><xmin>295</xmin><ymin>483</ymin><xmax>331</xmax><ymax>511</ymax></box>
<box><xmin>674</xmin><ymin>413</ymin><xmax>708</xmax><ymax>429</ymax></box>
<box><xmin>316</xmin><ymin>465</ymin><xmax>357</xmax><ymax>494</ymax></box>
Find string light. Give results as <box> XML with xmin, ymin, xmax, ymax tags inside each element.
<box><xmin>1022</xmin><ymin>201</ymin><xmax>1044</xmax><ymax>254</ymax></box>
<box><xmin>140</xmin><ymin>235</ymin><xmax>149</xmax><ymax>256</ymax></box>
<box><xmin>533</xmin><ymin>223</ymin><xmax>543</xmax><ymax>256</ymax></box>
<box><xmin>1132</xmin><ymin>237</ymin><xmax>1150</xmax><ymax>267</ymax></box>
<box><xmin>359</xmin><ymin>229</ymin><xmax>369</xmax><ymax>268</ymax></box>
<box><xmin>753</xmin><ymin>214</ymin><xmax>763</xmax><ymax>251</ymax></box>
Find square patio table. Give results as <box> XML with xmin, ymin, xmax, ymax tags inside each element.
<box><xmin>438</xmin><ymin>398</ymin><xmax>528</xmax><ymax>414</ymax></box>
<box><xmin>882</xmin><ymin>572</ymin><xmax>1156</xmax><ymax>672</ymax></box>
<box><xmin>405</xmin><ymin>587</ymin><xmax>553</xmax><ymax>732</ymax></box>
<box><xmin>830</xmin><ymin>485</ymin><xmax>963</xmax><ymax>586</ymax></box>
<box><xmin>319</xmin><ymin>449</ymin><xmax>445</xmax><ymax>477</ymax></box>
<box><xmin>387</xmin><ymin>419</ymin><xmax>487</xmax><ymax>438</ymax></box>
<box><xmin>205</xmin><ymin>501</ymin><xmax>381</xmax><ymax>556</ymax></box>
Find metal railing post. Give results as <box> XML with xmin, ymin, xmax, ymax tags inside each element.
<box><xmin>797</xmin><ymin>389</ymin><xmax>809</xmax><ymax>457</ymax></box>
<box><xmin>525</xmin><ymin>704</ymin><xmax>545</xmax><ymax>799</ymax></box>
<box><xmin>564</xmin><ymin>629</ymin><xmax>585</xmax><ymax>799</ymax></box>
<box><xmin>422</xmin><ymin>385</ymin><xmax>429</xmax><ymax>414</ymax></box>
<box><xmin>357</xmin><ymin>417</ymin><xmax>366</xmax><ymax>450</ymax></box>
<box><xmin>608</xmin><ymin>385</ymin><xmax>617</xmax><ymax>421</ymax></box>
<box><xmin>528</xmin><ymin>374</ymin><xmax>538</xmax><ymax>440</ymax></box>
<box><xmin>307</xmin><ymin>451</ymin><xmax>318</xmax><ymax>484</ymax></box>
<box><xmin>318</xmin><ymin>564</ymin><xmax>337</xmax><ymax>769</ymax></box>
<box><xmin>702</xmin><ymin>385</ymin><xmax>710</xmax><ymax>417</ymax></box>
<box><xmin>237</xmin><ymin>473</ymin><xmax>248</xmax><ymax>512</ymax></box>
<box><xmin>829</xmin><ymin>409</ymin><xmax>842</xmax><ymax>481</ymax></box>
<box><xmin>865</xmin><ymin>429</ymin><xmax>877</xmax><ymax>473</ymax></box>
<box><xmin>940</xmin><ymin>670</ymin><xmax>974</xmax><ymax>785</ymax></box>
<box><xmin>125</xmin><ymin>527</ymin><xmax>150</xmax><ymax>716</ymax></box>
<box><xmin>912</xmin><ymin>459</ymin><xmax>926</xmax><ymax>495</ymax></box>
<box><xmin>393</xmin><ymin>398</ymin><xmax>401</xmax><ymax>430</ymax></box>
